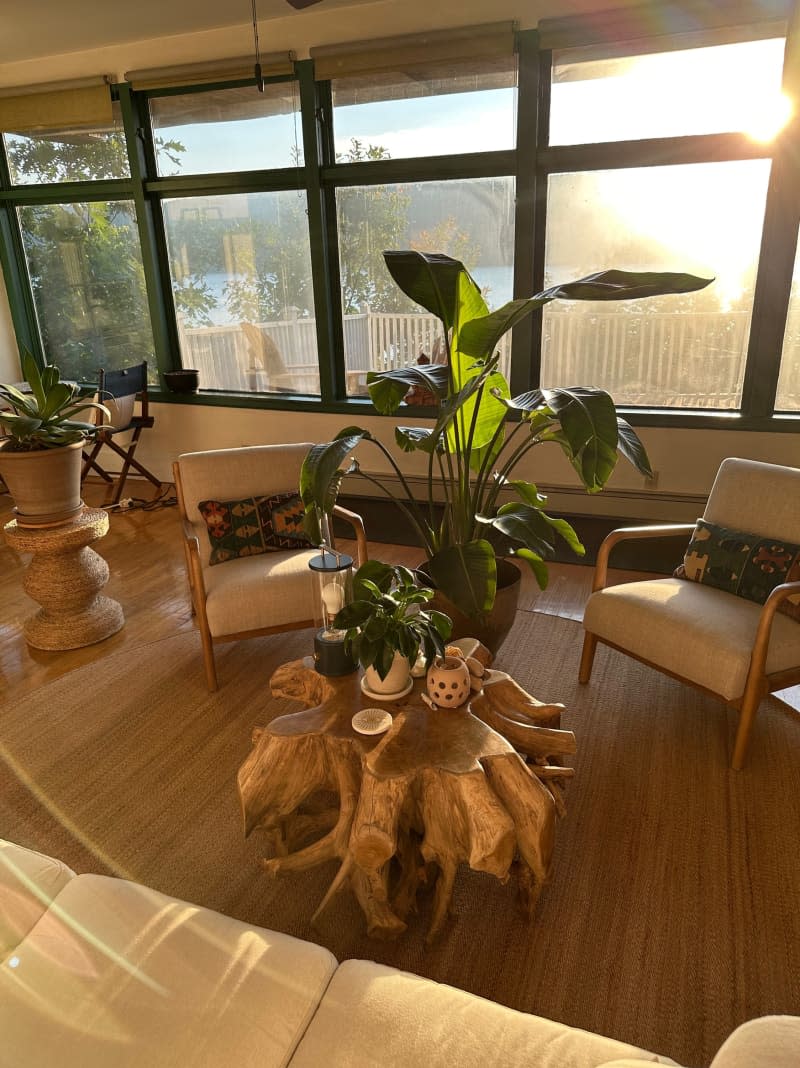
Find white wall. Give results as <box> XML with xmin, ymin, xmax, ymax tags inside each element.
<box><xmin>137</xmin><ymin>402</ymin><xmax>800</xmax><ymax>521</ymax></box>
<box><xmin>2</xmin><ymin>0</ymin><xmax>798</xmax><ymax>516</ymax></box>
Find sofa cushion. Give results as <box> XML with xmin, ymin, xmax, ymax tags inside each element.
<box><xmin>582</xmin><ymin>578</ymin><xmax>800</xmax><ymax>701</ymax></box>
<box><xmin>709</xmin><ymin>1015</ymin><xmax>800</xmax><ymax>1067</ymax></box>
<box><xmin>198</xmin><ymin>493</ymin><xmax>311</xmax><ymax>566</ymax></box>
<box><xmin>674</xmin><ymin>518</ymin><xmax>800</xmax><ymax>621</ymax></box>
<box><xmin>0</xmin><ymin>839</ymin><xmax>75</xmax><ymax>956</ymax></box>
<box><xmin>0</xmin><ymin>873</ymin><xmax>337</xmax><ymax>1068</ymax></box>
<box><xmin>290</xmin><ymin>959</ymin><xmax>680</xmax><ymax>1067</ymax></box>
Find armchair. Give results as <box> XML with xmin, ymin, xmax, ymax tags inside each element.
<box><xmin>579</xmin><ymin>458</ymin><xmax>800</xmax><ymax>769</ymax></box>
<box><xmin>174</xmin><ymin>443</ymin><xmax>367</xmax><ymax>691</ymax></box>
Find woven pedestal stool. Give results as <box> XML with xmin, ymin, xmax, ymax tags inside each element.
<box><xmin>4</xmin><ymin>507</ymin><xmax>124</xmax><ymax>651</ymax></box>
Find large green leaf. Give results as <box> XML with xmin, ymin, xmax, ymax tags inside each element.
<box><xmin>428</xmin><ymin>539</ymin><xmax>496</xmax><ymax>619</ymax></box>
<box><xmin>459</xmin><ymin>269</ymin><xmax>713</xmax><ymax>360</ymax></box>
<box><xmin>542</xmin><ymin>269</ymin><xmax>713</xmax><ymax>302</ymax></box>
<box><xmin>300</xmin><ymin>432</ymin><xmax>366</xmax><ymax>542</ymax></box>
<box><xmin>507</xmin><ymin>479</ymin><xmax>548</xmax><ymax>508</ymax></box>
<box><xmin>530</xmin><ymin>387</ymin><xmax>620</xmax><ymax>491</ymax></box>
<box><xmin>616</xmin><ymin>417</ymin><xmax>653</xmax><ymax>478</ymax></box>
<box><xmin>395</xmin><ymin>426</ymin><xmax>441</xmax><ymax>454</ymax></box>
<box><xmin>514</xmin><ymin>548</ymin><xmax>549</xmax><ymax>590</ymax></box>
<box><xmin>22</xmin><ymin>352</ymin><xmax>46</xmax><ymax>412</ymax></box>
<box><xmin>367</xmin><ymin>364</ymin><xmax>449</xmax><ymax>415</ymax></box>
<box><xmin>383</xmin><ymin>250</ymin><xmax>480</xmax><ymax>331</ymax></box>
<box><xmin>477</xmin><ymin>509</ymin><xmax>554</xmax><ymax>558</ymax></box>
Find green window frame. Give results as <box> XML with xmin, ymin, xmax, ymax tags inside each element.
<box><xmin>0</xmin><ymin>16</ymin><xmax>797</xmax><ymax>432</ymax></box>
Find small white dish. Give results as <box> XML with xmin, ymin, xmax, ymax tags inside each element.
<box><xmin>352</xmin><ymin>707</ymin><xmax>393</xmax><ymax>735</ymax></box>
<box><xmin>359</xmin><ymin>675</ymin><xmax>414</xmax><ymax>701</ymax></box>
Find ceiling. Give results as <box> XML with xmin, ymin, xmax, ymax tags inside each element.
<box><xmin>0</xmin><ymin>0</ymin><xmax>376</xmax><ymax>66</ymax></box>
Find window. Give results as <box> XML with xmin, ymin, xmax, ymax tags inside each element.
<box><xmin>0</xmin><ymin>18</ymin><xmax>798</xmax><ymax>427</ymax></box>
<box><xmin>549</xmin><ymin>37</ymin><xmax>787</xmax><ymax>145</ymax></box>
<box><xmin>332</xmin><ymin>60</ymin><xmax>517</xmax><ymax>160</ymax></box>
<box><xmin>18</xmin><ymin>200</ymin><xmax>154</xmax><ymax>380</ymax></box>
<box><xmin>4</xmin><ymin>103</ymin><xmax>129</xmax><ymax>184</ymax></box>
<box><xmin>163</xmin><ymin>191</ymin><xmax>319</xmax><ymax>395</ymax></box>
<box><xmin>776</xmin><ymin>231</ymin><xmax>800</xmax><ymax>412</ymax></box>
<box><xmin>336</xmin><ymin>177</ymin><xmax>515</xmax><ymax>395</ymax></box>
<box><xmin>150</xmin><ymin>83</ymin><xmax>303</xmax><ymax>175</ymax></box>
<box><xmin>541</xmin><ymin>161</ymin><xmax>771</xmax><ymax>408</ymax></box>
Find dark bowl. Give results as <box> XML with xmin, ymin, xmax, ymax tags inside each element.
<box><xmin>163</xmin><ymin>369</ymin><xmax>200</xmax><ymax>394</ymax></box>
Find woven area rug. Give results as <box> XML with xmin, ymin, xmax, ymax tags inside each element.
<box><xmin>3</xmin><ymin>613</ymin><xmax>799</xmax><ymax>1067</ymax></box>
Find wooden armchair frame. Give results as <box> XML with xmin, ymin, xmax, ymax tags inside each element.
<box><xmin>174</xmin><ymin>460</ymin><xmax>368</xmax><ymax>692</ymax></box>
<box><xmin>579</xmin><ymin>524</ymin><xmax>800</xmax><ymax>770</ymax></box>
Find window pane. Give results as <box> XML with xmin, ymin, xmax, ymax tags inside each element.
<box><xmin>332</xmin><ymin>58</ymin><xmax>516</xmax><ymax>161</ymax></box>
<box><xmin>776</xmin><ymin>233</ymin><xmax>800</xmax><ymax>411</ymax></box>
<box><xmin>150</xmin><ymin>84</ymin><xmax>303</xmax><ymax>176</ymax></box>
<box><xmin>541</xmin><ymin>160</ymin><xmax>770</xmax><ymax>409</ymax></box>
<box><xmin>336</xmin><ymin>177</ymin><xmax>515</xmax><ymax>396</ymax></box>
<box><xmin>550</xmin><ymin>38</ymin><xmax>786</xmax><ymax>145</ymax></box>
<box><xmin>4</xmin><ymin>103</ymin><xmax>129</xmax><ymax>184</ymax></box>
<box><xmin>163</xmin><ymin>191</ymin><xmax>319</xmax><ymax>395</ymax></box>
<box><xmin>18</xmin><ymin>201</ymin><xmax>154</xmax><ymax>380</ymax></box>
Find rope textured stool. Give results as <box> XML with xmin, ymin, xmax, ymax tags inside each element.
<box><xmin>4</xmin><ymin>507</ymin><xmax>124</xmax><ymax>650</ymax></box>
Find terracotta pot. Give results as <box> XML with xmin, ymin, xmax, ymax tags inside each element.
<box><xmin>416</xmin><ymin>558</ymin><xmax>522</xmax><ymax>656</ymax></box>
<box><xmin>0</xmin><ymin>439</ymin><xmax>84</xmax><ymax>527</ymax></box>
<box><xmin>426</xmin><ymin>656</ymin><xmax>471</xmax><ymax>709</ymax></box>
<box><xmin>363</xmin><ymin>652</ymin><xmax>411</xmax><ymax>696</ymax></box>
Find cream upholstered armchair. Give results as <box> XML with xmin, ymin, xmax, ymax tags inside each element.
<box><xmin>579</xmin><ymin>458</ymin><xmax>800</xmax><ymax>769</ymax></box>
<box><xmin>174</xmin><ymin>444</ymin><xmax>367</xmax><ymax>691</ymax></box>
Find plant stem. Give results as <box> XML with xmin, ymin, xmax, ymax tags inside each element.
<box><xmin>484</xmin><ymin>435</ymin><xmax>543</xmax><ymax>518</ymax></box>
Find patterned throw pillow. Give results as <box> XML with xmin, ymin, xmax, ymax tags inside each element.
<box><xmin>198</xmin><ymin>492</ymin><xmax>311</xmax><ymax>565</ymax></box>
<box><xmin>674</xmin><ymin>518</ymin><xmax>800</xmax><ymax>621</ymax></box>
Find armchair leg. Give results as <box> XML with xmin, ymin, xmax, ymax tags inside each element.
<box><xmin>579</xmin><ymin>632</ymin><xmax>598</xmax><ymax>684</ymax></box>
<box><xmin>199</xmin><ymin>626</ymin><xmax>218</xmax><ymax>693</ymax></box>
<box><xmin>731</xmin><ymin>676</ymin><xmax>767</xmax><ymax>771</ymax></box>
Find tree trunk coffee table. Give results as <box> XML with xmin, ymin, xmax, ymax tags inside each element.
<box><xmin>238</xmin><ymin>640</ymin><xmax>576</xmax><ymax>942</ymax></box>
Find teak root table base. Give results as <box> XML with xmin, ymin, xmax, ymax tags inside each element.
<box><xmin>238</xmin><ymin>640</ymin><xmax>576</xmax><ymax>942</ymax></box>
<box><xmin>4</xmin><ymin>507</ymin><xmax>124</xmax><ymax>651</ymax></box>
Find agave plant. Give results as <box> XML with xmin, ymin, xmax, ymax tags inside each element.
<box><xmin>0</xmin><ymin>352</ymin><xmax>110</xmax><ymax>450</ymax></box>
<box><xmin>302</xmin><ymin>251</ymin><xmax>712</xmax><ymax>623</ymax></box>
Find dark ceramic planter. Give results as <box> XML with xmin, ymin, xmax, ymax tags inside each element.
<box><xmin>163</xmin><ymin>369</ymin><xmax>200</xmax><ymax>394</ymax></box>
<box><xmin>416</xmin><ymin>558</ymin><xmax>522</xmax><ymax>657</ymax></box>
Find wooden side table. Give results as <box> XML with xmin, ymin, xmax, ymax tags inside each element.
<box><xmin>4</xmin><ymin>507</ymin><xmax>124</xmax><ymax>651</ymax></box>
<box><xmin>238</xmin><ymin>641</ymin><xmax>576</xmax><ymax>942</ymax></box>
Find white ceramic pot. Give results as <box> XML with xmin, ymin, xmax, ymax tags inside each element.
<box><xmin>426</xmin><ymin>656</ymin><xmax>471</xmax><ymax>709</ymax></box>
<box><xmin>364</xmin><ymin>652</ymin><xmax>411</xmax><ymax>696</ymax></box>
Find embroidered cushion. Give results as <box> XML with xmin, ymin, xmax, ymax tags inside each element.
<box><xmin>198</xmin><ymin>492</ymin><xmax>311</xmax><ymax>565</ymax></box>
<box><xmin>674</xmin><ymin>518</ymin><xmax>800</xmax><ymax>621</ymax></box>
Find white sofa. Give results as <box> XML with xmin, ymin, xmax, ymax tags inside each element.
<box><xmin>1</xmin><ymin>840</ymin><xmax>798</xmax><ymax>1068</ymax></box>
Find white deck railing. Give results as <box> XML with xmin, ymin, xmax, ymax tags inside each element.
<box><xmin>176</xmin><ymin>307</ymin><xmax>800</xmax><ymax>410</ymax></box>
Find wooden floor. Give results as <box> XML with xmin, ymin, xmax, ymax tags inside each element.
<box><xmin>2</xmin><ymin>477</ymin><xmax>798</xmax><ymax>713</ymax></box>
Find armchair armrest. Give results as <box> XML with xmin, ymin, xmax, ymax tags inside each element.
<box><xmin>593</xmin><ymin>523</ymin><xmax>695</xmax><ymax>592</ymax></box>
<box><xmin>333</xmin><ymin>504</ymin><xmax>368</xmax><ymax>567</ymax></box>
<box><xmin>179</xmin><ymin>516</ymin><xmax>208</xmax><ymax>607</ymax></box>
<box><xmin>751</xmin><ymin>579</ymin><xmax>800</xmax><ymax>673</ymax></box>
<box><xmin>180</xmin><ymin>517</ymin><xmax>200</xmax><ymax>551</ymax></box>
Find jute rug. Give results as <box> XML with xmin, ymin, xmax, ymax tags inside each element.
<box><xmin>3</xmin><ymin>613</ymin><xmax>799</xmax><ymax>1067</ymax></box>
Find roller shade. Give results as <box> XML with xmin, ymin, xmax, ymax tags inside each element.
<box><xmin>125</xmin><ymin>53</ymin><xmax>294</xmax><ymax>91</ymax></box>
<box><xmin>311</xmin><ymin>22</ymin><xmax>516</xmax><ymax>81</ymax></box>
<box><xmin>0</xmin><ymin>78</ymin><xmax>112</xmax><ymax>134</ymax></box>
<box><xmin>539</xmin><ymin>0</ymin><xmax>790</xmax><ymax>58</ymax></box>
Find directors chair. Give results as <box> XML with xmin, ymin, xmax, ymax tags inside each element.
<box><xmin>81</xmin><ymin>361</ymin><xmax>162</xmax><ymax>504</ymax></box>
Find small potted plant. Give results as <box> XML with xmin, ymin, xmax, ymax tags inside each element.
<box><xmin>333</xmin><ymin>559</ymin><xmax>452</xmax><ymax>699</ymax></box>
<box><xmin>0</xmin><ymin>352</ymin><xmax>110</xmax><ymax>526</ymax></box>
